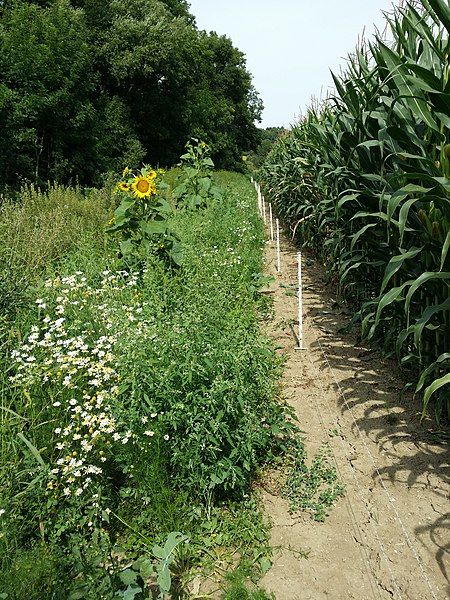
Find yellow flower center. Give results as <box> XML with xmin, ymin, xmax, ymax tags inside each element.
<box><xmin>137</xmin><ymin>179</ymin><xmax>150</xmax><ymax>194</ymax></box>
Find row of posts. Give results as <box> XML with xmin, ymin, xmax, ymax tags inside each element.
<box><xmin>251</xmin><ymin>177</ymin><xmax>304</xmax><ymax>350</ymax></box>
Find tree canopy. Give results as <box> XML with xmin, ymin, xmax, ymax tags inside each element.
<box><xmin>0</xmin><ymin>0</ymin><xmax>262</xmax><ymax>187</ymax></box>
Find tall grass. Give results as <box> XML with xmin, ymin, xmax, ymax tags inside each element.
<box><xmin>0</xmin><ymin>184</ymin><xmax>110</xmax><ymax>318</ymax></box>
<box><xmin>260</xmin><ymin>0</ymin><xmax>450</xmax><ymax>422</ymax></box>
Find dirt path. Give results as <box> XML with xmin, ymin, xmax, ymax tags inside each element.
<box><xmin>259</xmin><ymin>230</ymin><xmax>449</xmax><ymax>600</ymax></box>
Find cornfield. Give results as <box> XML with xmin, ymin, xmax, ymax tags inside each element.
<box><xmin>260</xmin><ymin>0</ymin><xmax>450</xmax><ymax>422</ymax></box>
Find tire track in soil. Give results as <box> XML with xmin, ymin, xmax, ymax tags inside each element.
<box><xmin>259</xmin><ymin>231</ymin><xmax>449</xmax><ymax>600</ymax></box>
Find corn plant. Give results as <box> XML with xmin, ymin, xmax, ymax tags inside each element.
<box><xmin>260</xmin><ymin>0</ymin><xmax>450</xmax><ymax>422</ymax></box>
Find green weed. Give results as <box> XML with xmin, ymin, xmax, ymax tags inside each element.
<box><xmin>282</xmin><ymin>440</ymin><xmax>345</xmax><ymax>522</ymax></box>
<box><xmin>0</xmin><ymin>172</ymin><xmax>290</xmax><ymax>598</ymax></box>
<box><xmin>221</xmin><ymin>563</ymin><xmax>275</xmax><ymax>600</ymax></box>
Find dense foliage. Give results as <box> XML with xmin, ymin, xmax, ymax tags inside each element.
<box><xmin>0</xmin><ymin>0</ymin><xmax>262</xmax><ymax>188</ymax></box>
<box><xmin>245</xmin><ymin>127</ymin><xmax>286</xmax><ymax>171</ymax></box>
<box><xmin>260</xmin><ymin>0</ymin><xmax>450</xmax><ymax>422</ymax></box>
<box><xmin>0</xmin><ymin>172</ymin><xmax>291</xmax><ymax>597</ymax></box>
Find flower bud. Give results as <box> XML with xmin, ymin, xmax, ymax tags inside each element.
<box><xmin>431</xmin><ymin>221</ymin><xmax>441</xmax><ymax>239</ymax></box>
<box><xmin>418</xmin><ymin>209</ymin><xmax>427</xmax><ymax>225</ymax></box>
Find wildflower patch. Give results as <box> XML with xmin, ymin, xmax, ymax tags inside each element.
<box><xmin>10</xmin><ymin>270</ymin><xmax>166</xmax><ymax>523</ymax></box>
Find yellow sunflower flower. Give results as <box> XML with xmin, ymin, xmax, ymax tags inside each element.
<box><xmin>117</xmin><ymin>182</ymin><xmax>130</xmax><ymax>192</ymax></box>
<box><xmin>131</xmin><ymin>176</ymin><xmax>156</xmax><ymax>198</ymax></box>
<box><xmin>122</xmin><ymin>167</ymin><xmax>130</xmax><ymax>177</ymax></box>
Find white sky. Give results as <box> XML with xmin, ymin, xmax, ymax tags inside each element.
<box><xmin>188</xmin><ymin>0</ymin><xmax>398</xmax><ymax>127</ymax></box>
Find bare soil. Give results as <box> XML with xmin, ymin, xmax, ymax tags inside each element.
<box><xmin>259</xmin><ymin>231</ymin><xmax>450</xmax><ymax>600</ymax></box>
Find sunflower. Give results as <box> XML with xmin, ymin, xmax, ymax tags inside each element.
<box><xmin>117</xmin><ymin>182</ymin><xmax>130</xmax><ymax>192</ymax></box>
<box><xmin>122</xmin><ymin>167</ymin><xmax>130</xmax><ymax>178</ymax></box>
<box><xmin>131</xmin><ymin>176</ymin><xmax>156</xmax><ymax>198</ymax></box>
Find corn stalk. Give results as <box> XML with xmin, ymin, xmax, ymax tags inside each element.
<box><xmin>260</xmin><ymin>0</ymin><xmax>450</xmax><ymax>423</ymax></box>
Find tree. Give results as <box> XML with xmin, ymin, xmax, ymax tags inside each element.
<box><xmin>245</xmin><ymin>127</ymin><xmax>287</xmax><ymax>170</ymax></box>
<box><xmin>0</xmin><ymin>1</ymin><xmax>96</xmax><ymax>184</ymax></box>
<box><xmin>0</xmin><ymin>0</ymin><xmax>263</xmax><ymax>188</ymax></box>
<box><xmin>187</xmin><ymin>32</ymin><xmax>263</xmax><ymax>170</ymax></box>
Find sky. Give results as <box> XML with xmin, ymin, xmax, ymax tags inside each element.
<box><xmin>187</xmin><ymin>0</ymin><xmax>398</xmax><ymax>128</ymax></box>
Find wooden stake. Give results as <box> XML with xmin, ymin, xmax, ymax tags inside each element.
<box><xmin>295</xmin><ymin>251</ymin><xmax>306</xmax><ymax>350</ymax></box>
<box><xmin>276</xmin><ymin>218</ymin><xmax>281</xmax><ymax>273</ymax></box>
<box><xmin>269</xmin><ymin>203</ymin><xmax>274</xmax><ymax>241</ymax></box>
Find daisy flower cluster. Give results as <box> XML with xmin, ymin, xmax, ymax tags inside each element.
<box><xmin>234</xmin><ymin>220</ymin><xmax>257</xmax><ymax>244</ymax></box>
<box><xmin>10</xmin><ymin>270</ymin><xmax>159</xmax><ymax>501</ymax></box>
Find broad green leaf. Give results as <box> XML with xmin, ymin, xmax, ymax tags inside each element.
<box><xmin>260</xmin><ymin>557</ymin><xmax>272</xmax><ymax>574</ymax></box>
<box><xmin>372</xmin><ymin>281</ymin><xmax>411</xmax><ymax>333</ymax></box>
<box><xmin>424</xmin><ymin>0</ymin><xmax>450</xmax><ymax>34</ymax></box>
<box><xmin>172</xmin><ymin>183</ymin><xmax>187</xmax><ymax>198</ymax></box>
<box><xmin>405</xmin><ymin>272</ymin><xmax>450</xmax><ymax>315</ymax></box>
<box><xmin>436</xmin><ymin>111</ymin><xmax>450</xmax><ymax>129</ymax></box>
<box><xmin>416</xmin><ymin>353</ymin><xmax>450</xmax><ymax>392</ymax></box>
<box><xmin>155</xmin><ymin>198</ymin><xmax>172</xmax><ymax>214</ymax></box>
<box><xmin>119</xmin><ymin>239</ymin><xmax>134</xmax><ymax>256</ymax></box>
<box><xmin>68</xmin><ymin>586</ymin><xmax>89</xmax><ymax>600</ymax></box>
<box><xmin>356</xmin><ymin>140</ymin><xmax>383</xmax><ymax>149</ymax></box>
<box><xmin>137</xmin><ymin>559</ymin><xmax>154</xmax><ymax>579</ymax></box>
<box><xmin>115</xmin><ymin>198</ymin><xmax>136</xmax><ymax>215</ymax></box>
<box><xmin>380</xmin><ymin>247</ymin><xmax>424</xmax><ymax>294</ymax></box>
<box><xmin>139</xmin><ymin>220</ymin><xmax>167</xmax><ymax>235</ymax></box>
<box><xmin>440</xmin><ymin>230</ymin><xmax>450</xmax><ymax>270</ymax></box>
<box><xmin>413</xmin><ymin>297</ymin><xmax>450</xmax><ymax>349</ymax></box>
<box><xmin>398</xmin><ymin>298</ymin><xmax>450</xmax><ymax>354</ymax></box>
<box><xmin>394</xmin><ymin>152</ymin><xmax>429</xmax><ymax>162</ymax></box>
<box><xmin>170</xmin><ymin>241</ymin><xmax>184</xmax><ymax>266</ymax></box>
<box><xmin>387</xmin><ymin>192</ymin><xmax>408</xmax><ymax>222</ymax></box>
<box><xmin>122</xmin><ymin>584</ymin><xmax>142</xmax><ymax>600</ymax></box>
<box><xmin>422</xmin><ymin>373</ymin><xmax>450</xmax><ymax>416</ymax></box>
<box><xmin>378</xmin><ymin>41</ymin><xmax>440</xmax><ymax>133</ymax></box>
<box><xmin>350</xmin><ymin>223</ymin><xmax>378</xmax><ymax>250</ymax></box>
<box><xmin>152</xmin><ymin>545</ymin><xmax>165</xmax><ymax>560</ymax></box>
<box><xmin>404</xmin><ymin>62</ymin><xmax>443</xmax><ymax>92</ymax></box>
<box><xmin>157</xmin><ymin>567</ymin><xmax>171</xmax><ymax>593</ymax></box>
<box><xmin>163</xmin><ymin>531</ymin><xmax>187</xmax><ymax>555</ymax></box>
<box><xmin>404</xmin><ymin>74</ymin><xmax>441</xmax><ymax>95</ymax></box>
<box><xmin>398</xmin><ymin>197</ymin><xmax>419</xmax><ymax>245</ymax></box>
<box><xmin>395</xmin><ymin>184</ymin><xmax>434</xmax><ymax>195</ymax></box>
<box><xmin>119</xmin><ymin>570</ymin><xmax>138</xmax><ymax>586</ymax></box>
<box><xmin>432</xmin><ymin>176</ymin><xmax>450</xmax><ymax>193</ymax></box>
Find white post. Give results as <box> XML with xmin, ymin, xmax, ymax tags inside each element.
<box><xmin>296</xmin><ymin>252</ymin><xmax>304</xmax><ymax>350</ymax></box>
<box><xmin>276</xmin><ymin>218</ymin><xmax>281</xmax><ymax>273</ymax></box>
<box><xmin>258</xmin><ymin>188</ymin><xmax>262</xmax><ymax>216</ymax></box>
<box><xmin>269</xmin><ymin>203</ymin><xmax>274</xmax><ymax>241</ymax></box>
<box><xmin>262</xmin><ymin>198</ymin><xmax>267</xmax><ymax>224</ymax></box>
